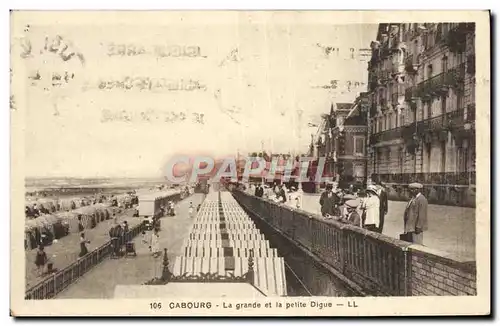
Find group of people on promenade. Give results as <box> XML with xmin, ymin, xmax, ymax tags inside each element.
<box><xmin>318</xmin><ymin>180</ymin><xmax>388</xmax><ymax>233</ymax></box>
<box><xmin>318</xmin><ymin>177</ymin><xmax>428</xmax><ymax>245</ymax></box>
<box><xmin>243</xmin><ymin>176</ymin><xmax>428</xmax><ymax>246</ymax></box>
<box><xmin>249</xmin><ymin>183</ymin><xmax>304</xmax><ymax>209</ymax></box>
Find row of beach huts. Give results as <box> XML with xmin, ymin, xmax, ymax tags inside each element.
<box><xmin>24</xmin><ymin>189</ymin><xmax>186</xmax><ymax>251</ymax></box>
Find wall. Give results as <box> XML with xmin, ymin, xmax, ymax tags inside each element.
<box><xmin>233</xmin><ymin>190</ymin><xmax>477</xmax><ymax>296</ymax></box>
<box><xmin>410</xmin><ymin>245</ymin><xmax>476</xmax><ymax>296</ymax></box>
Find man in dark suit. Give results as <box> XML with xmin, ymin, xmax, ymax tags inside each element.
<box><xmin>319</xmin><ymin>183</ymin><xmax>340</xmax><ymax>217</ymax></box>
<box><xmin>277</xmin><ymin>184</ymin><xmax>287</xmax><ymax>203</ymax></box>
<box><xmin>372</xmin><ymin>176</ymin><xmax>389</xmax><ymax>233</ymax></box>
<box><xmin>403</xmin><ymin>182</ymin><xmax>428</xmax><ymax>245</ymax></box>
<box><xmin>255</xmin><ymin>184</ymin><xmax>264</xmax><ymax>198</ymax></box>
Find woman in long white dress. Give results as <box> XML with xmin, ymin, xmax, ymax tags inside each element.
<box><xmin>150</xmin><ymin>229</ymin><xmax>161</xmax><ymax>257</ymax></box>
<box><xmin>360</xmin><ymin>186</ymin><xmax>380</xmax><ymax>232</ymax></box>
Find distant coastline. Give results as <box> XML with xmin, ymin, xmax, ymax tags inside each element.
<box><xmin>25</xmin><ymin>176</ymin><xmax>168</xmax><ymax>192</ymax></box>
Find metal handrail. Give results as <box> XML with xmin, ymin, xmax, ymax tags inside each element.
<box><xmin>24</xmin><ymin>221</ymin><xmax>145</xmax><ymax>300</ymax></box>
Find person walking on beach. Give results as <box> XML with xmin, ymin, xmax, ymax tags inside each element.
<box><xmin>188</xmin><ymin>202</ymin><xmax>195</xmax><ymax>218</ymax></box>
<box><xmin>78</xmin><ymin>233</ymin><xmax>90</xmax><ymax>258</ymax></box>
<box><xmin>35</xmin><ymin>244</ymin><xmax>47</xmax><ymax>276</ymax></box>
<box><xmin>149</xmin><ymin>228</ymin><xmax>161</xmax><ymax>258</ymax></box>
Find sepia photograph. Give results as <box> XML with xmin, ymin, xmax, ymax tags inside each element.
<box><xmin>10</xmin><ymin>10</ymin><xmax>490</xmax><ymax>316</ymax></box>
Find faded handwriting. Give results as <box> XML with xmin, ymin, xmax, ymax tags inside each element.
<box><xmin>43</xmin><ymin>35</ymin><xmax>85</xmax><ymax>64</ymax></box>
<box><xmin>19</xmin><ymin>35</ymin><xmax>85</xmax><ymax>65</ymax></box>
<box><xmin>315</xmin><ymin>44</ymin><xmax>372</xmax><ymax>60</ymax></box>
<box><xmin>98</xmin><ymin>77</ymin><xmax>207</xmax><ymax>92</ymax></box>
<box><xmin>20</xmin><ymin>37</ymin><xmax>33</xmax><ymax>58</ymax></box>
<box><xmin>101</xmin><ymin>109</ymin><xmax>205</xmax><ymax>124</ymax></box>
<box><xmin>312</xmin><ymin>80</ymin><xmax>367</xmax><ymax>90</ymax></box>
<box><xmin>28</xmin><ymin>70</ymin><xmax>75</xmax><ymax>88</ymax></box>
<box><xmin>219</xmin><ymin>48</ymin><xmax>241</xmax><ymax>67</ymax></box>
<box><xmin>106</xmin><ymin>43</ymin><xmax>203</xmax><ymax>58</ymax></box>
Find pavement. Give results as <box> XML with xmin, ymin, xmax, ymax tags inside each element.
<box><xmin>56</xmin><ymin>194</ymin><xmax>205</xmax><ymax>299</ymax></box>
<box><xmin>25</xmin><ymin>207</ymin><xmax>142</xmax><ymax>290</ymax></box>
<box><xmin>300</xmin><ymin>193</ymin><xmax>476</xmax><ymax>262</ymax></box>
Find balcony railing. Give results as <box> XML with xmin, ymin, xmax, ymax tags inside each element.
<box><xmin>416</xmin><ymin>63</ymin><xmax>466</xmax><ymax>99</ymax></box>
<box><xmin>372</xmin><ymin>172</ymin><xmax>475</xmax><ymax>186</ymax></box>
<box><xmin>415</xmin><ymin>108</ymin><xmax>473</xmax><ymax>135</ymax></box>
<box><xmin>25</xmin><ymin>223</ymin><xmax>146</xmax><ymax>300</ymax></box>
<box><xmin>466</xmin><ymin>104</ymin><xmax>475</xmax><ymax>122</ymax></box>
<box><xmin>404</xmin><ymin>86</ymin><xmax>418</xmax><ymax>102</ymax></box>
<box><xmin>371</xmin><ymin>127</ymin><xmax>403</xmax><ymax>144</ymax></box>
<box><xmin>392</xmin><ymin>92</ymin><xmax>403</xmax><ymax>106</ymax></box>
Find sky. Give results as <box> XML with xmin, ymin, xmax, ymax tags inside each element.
<box><xmin>12</xmin><ymin>12</ymin><xmax>377</xmax><ymax>178</ymax></box>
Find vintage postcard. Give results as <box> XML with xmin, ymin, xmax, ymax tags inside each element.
<box><xmin>10</xmin><ymin>10</ymin><xmax>490</xmax><ymax>316</ymax></box>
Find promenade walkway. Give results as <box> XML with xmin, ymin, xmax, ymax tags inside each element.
<box><xmin>300</xmin><ymin>193</ymin><xmax>476</xmax><ymax>262</ymax></box>
<box><xmin>56</xmin><ymin>194</ymin><xmax>205</xmax><ymax>298</ymax></box>
<box><xmin>25</xmin><ymin>208</ymin><xmax>141</xmax><ymax>290</ymax></box>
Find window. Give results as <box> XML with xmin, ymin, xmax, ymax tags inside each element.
<box><xmin>441</xmin><ymin>95</ymin><xmax>447</xmax><ymax>115</ymax></box>
<box><xmin>442</xmin><ymin>56</ymin><xmax>448</xmax><ymax>73</ymax></box>
<box><xmin>427</xmin><ymin>64</ymin><xmax>433</xmax><ymax>80</ymax></box>
<box><xmin>457</xmin><ymin>90</ymin><xmax>464</xmax><ymax>109</ymax></box>
<box><xmin>441</xmin><ymin>141</ymin><xmax>447</xmax><ymax>172</ymax></box>
<box><xmin>354</xmin><ymin>136</ymin><xmax>365</xmax><ymax>156</ymax></box>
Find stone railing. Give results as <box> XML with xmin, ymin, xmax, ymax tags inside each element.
<box><xmin>233</xmin><ymin>190</ymin><xmax>477</xmax><ymax>296</ymax></box>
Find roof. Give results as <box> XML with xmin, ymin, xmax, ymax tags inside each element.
<box><xmin>335</xmin><ymin>103</ymin><xmax>352</xmax><ymax>111</ymax></box>
<box><xmin>113</xmin><ymin>283</ymin><xmax>266</xmax><ymax>299</ymax></box>
<box><xmin>138</xmin><ymin>190</ymin><xmax>181</xmax><ymax>201</ymax></box>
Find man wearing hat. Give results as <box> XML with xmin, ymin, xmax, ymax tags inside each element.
<box><xmin>371</xmin><ymin>175</ymin><xmax>389</xmax><ymax>233</ymax></box>
<box><xmin>340</xmin><ymin>193</ymin><xmax>356</xmax><ymax>219</ymax></box>
<box><xmin>319</xmin><ymin>183</ymin><xmax>341</xmax><ymax>217</ymax></box>
<box><xmin>341</xmin><ymin>199</ymin><xmax>361</xmax><ymax>227</ymax></box>
<box><xmin>403</xmin><ymin>182</ymin><xmax>428</xmax><ymax>245</ymax></box>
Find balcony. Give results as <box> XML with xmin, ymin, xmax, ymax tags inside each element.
<box><xmin>466</xmin><ymin>104</ymin><xmax>475</xmax><ymax>122</ymax></box>
<box><xmin>389</xmin><ymin>38</ymin><xmax>400</xmax><ymax>53</ymax></box>
<box><xmin>416</xmin><ymin>63</ymin><xmax>466</xmax><ymax>99</ymax></box>
<box><xmin>414</xmin><ymin>107</ymin><xmax>475</xmax><ymax>138</ymax></box>
<box><xmin>379</xmin><ymin>43</ymin><xmax>391</xmax><ymax>59</ymax></box>
<box><xmin>391</xmin><ymin>91</ymin><xmax>404</xmax><ymax>107</ymax></box>
<box><xmin>377</xmin><ymin>69</ymin><xmax>391</xmax><ymax>85</ymax></box>
<box><xmin>404</xmin><ymin>54</ymin><xmax>418</xmax><ymax>73</ymax></box>
<box><xmin>404</xmin><ymin>86</ymin><xmax>418</xmax><ymax>102</ymax></box>
<box><xmin>372</xmin><ymin>171</ymin><xmax>475</xmax><ymax>186</ymax></box>
<box><xmin>371</xmin><ymin>127</ymin><xmax>403</xmax><ymax>144</ymax></box>
<box><xmin>378</xmin><ymin>98</ymin><xmax>388</xmax><ymax>112</ymax></box>
<box><xmin>443</xmin><ymin>23</ymin><xmax>468</xmax><ymax>53</ymax></box>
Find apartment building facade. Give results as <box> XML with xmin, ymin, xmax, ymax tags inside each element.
<box><xmin>367</xmin><ymin>23</ymin><xmax>476</xmax><ymax>207</ymax></box>
<box><xmin>311</xmin><ymin>100</ymin><xmax>369</xmax><ymax>189</ymax></box>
